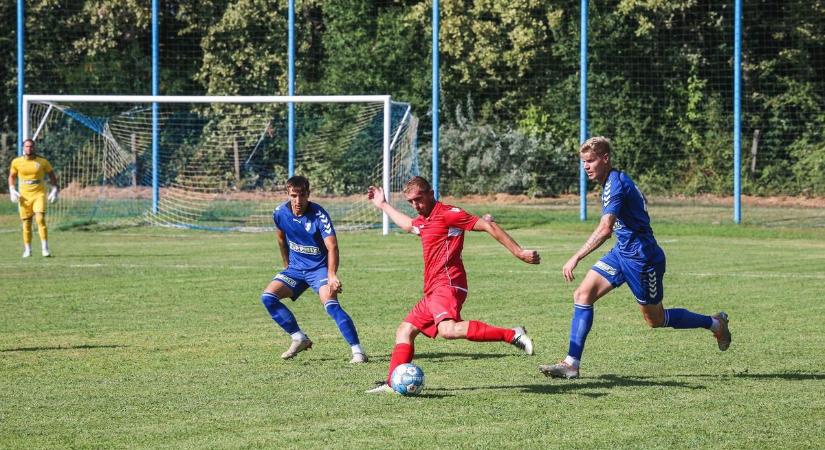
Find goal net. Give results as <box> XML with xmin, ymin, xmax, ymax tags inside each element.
<box><xmin>21</xmin><ymin>95</ymin><xmax>419</xmax><ymax>233</ymax></box>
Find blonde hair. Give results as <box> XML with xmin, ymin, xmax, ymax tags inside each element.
<box><xmin>580</xmin><ymin>136</ymin><xmax>612</xmax><ymax>156</ymax></box>
<box><xmin>403</xmin><ymin>176</ymin><xmax>432</xmax><ymax>194</ymax></box>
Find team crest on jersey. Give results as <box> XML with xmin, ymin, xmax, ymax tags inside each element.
<box><xmin>305</xmin><ymin>222</ymin><xmax>312</xmax><ymax>232</ymax></box>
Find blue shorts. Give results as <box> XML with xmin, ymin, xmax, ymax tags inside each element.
<box><xmin>272</xmin><ymin>266</ymin><xmax>329</xmax><ymax>300</ymax></box>
<box><xmin>592</xmin><ymin>247</ymin><xmax>666</xmax><ymax>305</ymax></box>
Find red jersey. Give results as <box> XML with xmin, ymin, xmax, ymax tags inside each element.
<box><xmin>411</xmin><ymin>201</ymin><xmax>479</xmax><ymax>294</ymax></box>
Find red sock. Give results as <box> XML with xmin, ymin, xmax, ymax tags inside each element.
<box><xmin>386</xmin><ymin>343</ymin><xmax>414</xmax><ymax>384</ymax></box>
<box><xmin>466</xmin><ymin>320</ymin><xmax>515</xmax><ymax>343</ymax></box>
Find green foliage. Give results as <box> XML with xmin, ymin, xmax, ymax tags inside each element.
<box><xmin>2</xmin><ymin>0</ymin><xmax>824</xmax><ymax>197</ymax></box>
<box><xmin>439</xmin><ymin>97</ymin><xmax>576</xmax><ymax>196</ymax></box>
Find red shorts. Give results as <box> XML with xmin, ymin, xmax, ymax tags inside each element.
<box><xmin>404</xmin><ymin>285</ymin><xmax>468</xmax><ymax>338</ymax></box>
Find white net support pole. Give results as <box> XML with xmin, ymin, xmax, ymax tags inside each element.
<box><xmin>383</xmin><ymin>97</ymin><xmax>391</xmax><ymax>235</ymax></box>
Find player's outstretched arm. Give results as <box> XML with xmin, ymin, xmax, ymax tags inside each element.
<box><xmin>562</xmin><ymin>213</ymin><xmax>615</xmax><ymax>282</ymax></box>
<box><xmin>367</xmin><ymin>186</ymin><xmax>414</xmax><ymax>232</ymax></box>
<box><xmin>472</xmin><ymin>218</ymin><xmax>540</xmax><ymax>264</ymax></box>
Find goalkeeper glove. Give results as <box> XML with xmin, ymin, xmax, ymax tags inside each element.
<box><xmin>9</xmin><ymin>186</ymin><xmax>19</xmax><ymax>203</ymax></box>
<box><xmin>48</xmin><ymin>186</ymin><xmax>58</xmax><ymax>203</ymax></box>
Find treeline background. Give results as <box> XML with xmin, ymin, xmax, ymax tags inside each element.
<box><xmin>1</xmin><ymin>0</ymin><xmax>823</xmax><ymax>197</ymax></box>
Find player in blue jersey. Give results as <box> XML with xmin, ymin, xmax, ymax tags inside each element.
<box><xmin>260</xmin><ymin>175</ymin><xmax>367</xmax><ymax>363</ymax></box>
<box><xmin>540</xmin><ymin>137</ymin><xmax>731</xmax><ymax>379</ymax></box>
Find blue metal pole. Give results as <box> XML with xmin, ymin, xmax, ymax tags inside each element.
<box><xmin>733</xmin><ymin>0</ymin><xmax>742</xmax><ymax>224</ymax></box>
<box><xmin>288</xmin><ymin>0</ymin><xmax>296</xmax><ymax>177</ymax></box>
<box><xmin>579</xmin><ymin>0</ymin><xmax>589</xmax><ymax>221</ymax></box>
<box><xmin>17</xmin><ymin>0</ymin><xmax>24</xmax><ymax>154</ymax></box>
<box><xmin>432</xmin><ymin>0</ymin><xmax>440</xmax><ymax>199</ymax></box>
<box><xmin>151</xmin><ymin>0</ymin><xmax>160</xmax><ymax>214</ymax></box>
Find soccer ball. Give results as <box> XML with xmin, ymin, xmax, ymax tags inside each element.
<box><xmin>390</xmin><ymin>363</ymin><xmax>425</xmax><ymax>396</ymax></box>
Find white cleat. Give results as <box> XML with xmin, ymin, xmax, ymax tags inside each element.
<box><xmin>42</xmin><ymin>250</ymin><xmax>52</xmax><ymax>257</ymax></box>
<box><xmin>350</xmin><ymin>352</ymin><xmax>369</xmax><ymax>364</ymax></box>
<box><xmin>22</xmin><ymin>249</ymin><xmax>32</xmax><ymax>258</ymax></box>
<box><xmin>511</xmin><ymin>326</ymin><xmax>534</xmax><ymax>355</ymax></box>
<box><xmin>539</xmin><ymin>361</ymin><xmax>580</xmax><ymax>379</ymax></box>
<box><xmin>281</xmin><ymin>338</ymin><xmax>313</xmax><ymax>359</ymax></box>
<box><xmin>365</xmin><ymin>382</ymin><xmax>395</xmax><ymax>394</ymax></box>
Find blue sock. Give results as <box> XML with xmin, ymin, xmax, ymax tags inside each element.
<box><xmin>664</xmin><ymin>308</ymin><xmax>713</xmax><ymax>329</ymax></box>
<box><xmin>261</xmin><ymin>292</ymin><xmax>300</xmax><ymax>334</ymax></box>
<box><xmin>567</xmin><ymin>304</ymin><xmax>594</xmax><ymax>360</ymax></box>
<box><xmin>325</xmin><ymin>300</ymin><xmax>360</xmax><ymax>346</ymax></box>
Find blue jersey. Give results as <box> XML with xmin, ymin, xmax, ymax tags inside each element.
<box><xmin>273</xmin><ymin>201</ymin><xmax>336</xmax><ymax>271</ymax></box>
<box><xmin>601</xmin><ymin>169</ymin><xmax>664</xmax><ymax>263</ymax></box>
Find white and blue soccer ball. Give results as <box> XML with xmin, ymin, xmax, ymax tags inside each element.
<box><xmin>390</xmin><ymin>363</ymin><xmax>425</xmax><ymax>396</ymax></box>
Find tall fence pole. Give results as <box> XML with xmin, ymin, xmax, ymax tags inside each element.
<box><xmin>287</xmin><ymin>0</ymin><xmax>296</xmax><ymax>178</ymax></box>
<box><xmin>151</xmin><ymin>0</ymin><xmax>159</xmax><ymax>214</ymax></box>
<box><xmin>579</xmin><ymin>0</ymin><xmax>589</xmax><ymax>221</ymax></box>
<box><xmin>733</xmin><ymin>0</ymin><xmax>742</xmax><ymax>224</ymax></box>
<box><xmin>17</xmin><ymin>0</ymin><xmax>25</xmax><ymax>153</ymax></box>
<box><xmin>432</xmin><ymin>0</ymin><xmax>440</xmax><ymax>199</ymax></box>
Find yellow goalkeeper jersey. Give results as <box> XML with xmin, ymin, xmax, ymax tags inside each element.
<box><xmin>10</xmin><ymin>156</ymin><xmax>53</xmax><ymax>196</ymax></box>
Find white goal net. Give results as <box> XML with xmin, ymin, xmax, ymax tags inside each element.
<box><xmin>19</xmin><ymin>95</ymin><xmax>419</xmax><ymax>233</ymax></box>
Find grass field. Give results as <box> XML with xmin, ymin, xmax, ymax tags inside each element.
<box><xmin>1</xmin><ymin>204</ymin><xmax>824</xmax><ymax>449</ymax></box>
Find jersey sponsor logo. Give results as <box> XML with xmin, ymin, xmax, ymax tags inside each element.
<box><xmin>447</xmin><ymin>227</ymin><xmax>462</xmax><ymax>237</ymax></box>
<box><xmin>275</xmin><ymin>273</ymin><xmax>298</xmax><ymax>287</ymax></box>
<box><xmin>288</xmin><ymin>240</ymin><xmax>321</xmax><ymax>256</ymax></box>
<box><xmin>22</xmin><ymin>179</ymin><xmax>41</xmax><ymax>185</ymax></box>
<box><xmin>594</xmin><ymin>260</ymin><xmax>617</xmax><ymax>276</ymax></box>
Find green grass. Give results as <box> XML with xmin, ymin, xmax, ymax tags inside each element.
<box><xmin>1</xmin><ymin>206</ymin><xmax>824</xmax><ymax>449</ymax></box>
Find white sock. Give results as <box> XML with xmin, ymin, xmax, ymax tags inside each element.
<box><xmin>710</xmin><ymin>318</ymin><xmax>721</xmax><ymax>333</ymax></box>
<box><xmin>351</xmin><ymin>344</ymin><xmax>364</xmax><ymax>355</ymax></box>
<box><xmin>42</xmin><ymin>240</ymin><xmax>49</xmax><ymax>252</ymax></box>
<box><xmin>290</xmin><ymin>331</ymin><xmax>307</xmax><ymax>341</ymax></box>
<box><xmin>564</xmin><ymin>355</ymin><xmax>580</xmax><ymax>368</ymax></box>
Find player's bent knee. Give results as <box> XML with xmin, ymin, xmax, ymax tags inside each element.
<box><xmin>261</xmin><ymin>292</ymin><xmax>280</xmax><ymax>308</ymax></box>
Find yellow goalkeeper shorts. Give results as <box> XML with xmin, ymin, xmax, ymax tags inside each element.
<box><xmin>18</xmin><ymin>193</ymin><xmax>47</xmax><ymax>219</ymax></box>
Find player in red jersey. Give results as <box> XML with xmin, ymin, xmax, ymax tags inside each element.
<box><xmin>365</xmin><ymin>176</ymin><xmax>541</xmax><ymax>394</ymax></box>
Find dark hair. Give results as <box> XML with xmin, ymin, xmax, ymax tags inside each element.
<box><xmin>22</xmin><ymin>138</ymin><xmax>35</xmax><ymax>146</ymax></box>
<box><xmin>403</xmin><ymin>176</ymin><xmax>432</xmax><ymax>194</ymax></box>
<box><xmin>286</xmin><ymin>175</ymin><xmax>310</xmax><ymax>192</ymax></box>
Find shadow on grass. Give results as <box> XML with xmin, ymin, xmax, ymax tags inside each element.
<box><xmin>1</xmin><ymin>344</ymin><xmax>127</xmax><ymax>352</ymax></box>
<box><xmin>672</xmin><ymin>371</ymin><xmax>825</xmax><ymax>381</ymax></box>
<box><xmin>437</xmin><ymin>373</ymin><xmax>705</xmax><ymax>397</ymax></box>
<box><xmin>415</xmin><ymin>351</ymin><xmax>514</xmax><ymax>361</ymax></box>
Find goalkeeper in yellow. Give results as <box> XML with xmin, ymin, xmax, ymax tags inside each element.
<box><xmin>8</xmin><ymin>139</ymin><xmax>59</xmax><ymax>257</ymax></box>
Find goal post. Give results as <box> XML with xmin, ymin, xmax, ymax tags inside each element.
<box><xmin>21</xmin><ymin>94</ymin><xmax>418</xmax><ymax>234</ymax></box>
